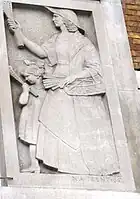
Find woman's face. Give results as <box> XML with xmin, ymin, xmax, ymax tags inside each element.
<box><xmin>52</xmin><ymin>14</ymin><xmax>64</xmax><ymax>27</ymax></box>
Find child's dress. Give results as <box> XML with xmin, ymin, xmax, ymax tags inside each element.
<box><xmin>19</xmin><ymin>83</ymin><xmax>46</xmax><ymax>145</ymax></box>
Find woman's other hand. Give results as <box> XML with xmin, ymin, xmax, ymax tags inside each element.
<box><xmin>43</xmin><ymin>75</ymin><xmax>77</xmax><ymax>90</ymax></box>
<box><xmin>59</xmin><ymin>75</ymin><xmax>77</xmax><ymax>88</ymax></box>
<box><xmin>43</xmin><ymin>77</ymin><xmax>59</xmax><ymax>90</ymax></box>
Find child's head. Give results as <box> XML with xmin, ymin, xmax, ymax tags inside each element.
<box><xmin>21</xmin><ymin>60</ymin><xmax>45</xmax><ymax>84</ymax></box>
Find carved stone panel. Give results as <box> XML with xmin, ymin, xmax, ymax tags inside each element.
<box><xmin>5</xmin><ymin>3</ymin><xmax>119</xmax><ymax>176</ymax></box>
<box><xmin>0</xmin><ymin>0</ymin><xmax>135</xmax><ymax>191</ymax></box>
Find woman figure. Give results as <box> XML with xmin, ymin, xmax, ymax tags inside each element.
<box><xmin>8</xmin><ymin>7</ymin><xmax>119</xmax><ymax>175</ymax></box>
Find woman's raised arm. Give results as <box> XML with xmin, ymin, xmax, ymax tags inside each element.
<box><xmin>7</xmin><ymin>19</ymin><xmax>47</xmax><ymax>58</ymax></box>
<box><xmin>21</xmin><ymin>33</ymin><xmax>47</xmax><ymax>58</ymax></box>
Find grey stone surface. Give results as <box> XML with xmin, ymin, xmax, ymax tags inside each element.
<box><xmin>93</xmin><ymin>3</ymin><xmax>135</xmax><ymax>190</ymax></box>
<box><xmin>9</xmin><ymin>0</ymin><xmax>98</xmax><ymax>11</ymax></box>
<box><xmin>100</xmin><ymin>0</ymin><xmax>140</xmax><ymax>191</ymax></box>
<box><xmin>0</xmin><ymin>187</ymin><xmax>140</xmax><ymax>199</ymax></box>
<box><xmin>0</xmin><ymin>1</ymin><xmax>19</xmax><ymax>179</ymax></box>
<box><xmin>101</xmin><ymin>0</ymin><xmax>121</xmax><ymax>4</ymax></box>
<box><xmin>100</xmin><ymin>1</ymin><xmax>137</xmax><ymax>91</ymax></box>
<box><xmin>119</xmin><ymin>90</ymin><xmax>140</xmax><ymax>191</ymax></box>
<box><xmin>0</xmin><ymin>0</ymin><xmax>137</xmax><ymax>193</ymax></box>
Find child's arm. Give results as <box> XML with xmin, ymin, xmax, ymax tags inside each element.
<box><xmin>19</xmin><ymin>83</ymin><xmax>30</xmax><ymax>105</ymax></box>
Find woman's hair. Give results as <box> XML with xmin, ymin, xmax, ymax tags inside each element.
<box><xmin>63</xmin><ymin>17</ymin><xmax>85</xmax><ymax>35</ymax></box>
<box><xmin>63</xmin><ymin>18</ymin><xmax>78</xmax><ymax>32</ymax></box>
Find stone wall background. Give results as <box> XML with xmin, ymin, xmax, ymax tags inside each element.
<box><xmin>123</xmin><ymin>0</ymin><xmax>140</xmax><ymax>70</ymax></box>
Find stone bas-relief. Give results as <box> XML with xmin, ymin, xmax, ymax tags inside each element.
<box><xmin>6</xmin><ymin>5</ymin><xmax>119</xmax><ymax>175</ymax></box>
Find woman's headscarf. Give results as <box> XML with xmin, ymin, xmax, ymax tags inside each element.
<box><xmin>45</xmin><ymin>6</ymin><xmax>85</xmax><ymax>34</ymax></box>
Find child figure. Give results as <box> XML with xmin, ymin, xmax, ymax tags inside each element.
<box><xmin>19</xmin><ymin>60</ymin><xmax>46</xmax><ymax>173</ymax></box>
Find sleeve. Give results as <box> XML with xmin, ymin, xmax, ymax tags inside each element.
<box><xmin>64</xmin><ymin>43</ymin><xmax>106</xmax><ymax>96</ymax></box>
<box><xmin>84</xmin><ymin>43</ymin><xmax>102</xmax><ymax>80</ymax></box>
<box><xmin>41</xmin><ymin>34</ymin><xmax>58</xmax><ymax>67</ymax></box>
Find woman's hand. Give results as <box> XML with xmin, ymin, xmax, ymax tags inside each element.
<box><xmin>7</xmin><ymin>19</ymin><xmax>21</xmax><ymax>34</ymax></box>
<box><xmin>43</xmin><ymin>75</ymin><xmax>77</xmax><ymax>90</ymax></box>
<box><xmin>59</xmin><ymin>75</ymin><xmax>77</xmax><ymax>88</ymax></box>
<box><xmin>7</xmin><ymin>19</ymin><xmax>24</xmax><ymax>49</ymax></box>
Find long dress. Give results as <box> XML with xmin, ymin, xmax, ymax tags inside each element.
<box><xmin>36</xmin><ymin>31</ymin><xmax>120</xmax><ymax>175</ymax></box>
